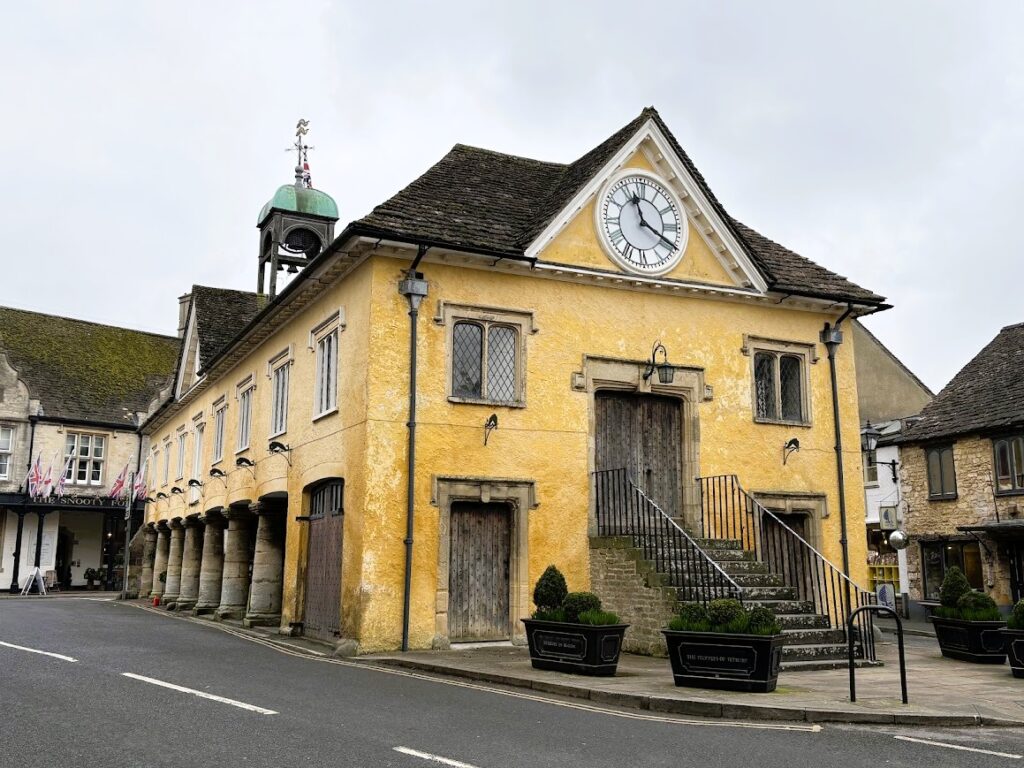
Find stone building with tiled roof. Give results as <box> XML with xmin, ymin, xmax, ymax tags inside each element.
<box><xmin>0</xmin><ymin>307</ymin><xmax>178</xmax><ymax>592</ymax></box>
<box><xmin>138</xmin><ymin>109</ymin><xmax>892</xmax><ymax>663</ymax></box>
<box><xmin>896</xmin><ymin>322</ymin><xmax>1024</xmax><ymax>615</ymax></box>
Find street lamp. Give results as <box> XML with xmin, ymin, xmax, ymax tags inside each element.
<box><xmin>860</xmin><ymin>421</ymin><xmax>900</xmax><ymax>483</ymax></box>
<box><xmin>642</xmin><ymin>341</ymin><xmax>675</xmax><ymax>384</ymax></box>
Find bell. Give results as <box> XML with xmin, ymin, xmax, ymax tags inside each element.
<box><xmin>286</xmin><ymin>264</ymin><xmax>299</xmax><ymax>274</ymax></box>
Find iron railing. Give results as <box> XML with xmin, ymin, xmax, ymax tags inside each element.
<box><xmin>594</xmin><ymin>468</ymin><xmax>743</xmax><ymax>604</ymax></box>
<box><xmin>699</xmin><ymin>474</ymin><xmax>876</xmax><ymax>660</ymax></box>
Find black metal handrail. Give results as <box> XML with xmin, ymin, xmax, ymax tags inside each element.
<box><xmin>699</xmin><ymin>474</ymin><xmax>876</xmax><ymax>660</ymax></box>
<box><xmin>594</xmin><ymin>468</ymin><xmax>743</xmax><ymax>604</ymax></box>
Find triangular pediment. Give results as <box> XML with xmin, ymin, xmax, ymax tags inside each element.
<box><xmin>525</xmin><ymin>117</ymin><xmax>768</xmax><ymax>293</ymax></box>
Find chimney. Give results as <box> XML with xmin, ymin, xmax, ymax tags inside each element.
<box><xmin>177</xmin><ymin>293</ymin><xmax>192</xmax><ymax>338</ymax></box>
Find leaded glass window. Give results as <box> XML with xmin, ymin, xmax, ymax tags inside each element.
<box><xmin>451</xmin><ymin>320</ymin><xmax>519</xmax><ymax>404</ymax></box>
<box><xmin>753</xmin><ymin>350</ymin><xmax>806</xmax><ymax>423</ymax></box>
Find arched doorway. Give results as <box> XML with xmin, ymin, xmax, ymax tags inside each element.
<box><xmin>595</xmin><ymin>392</ymin><xmax>684</xmax><ymax>517</ymax></box>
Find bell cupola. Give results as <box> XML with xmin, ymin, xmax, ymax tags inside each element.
<box><xmin>257</xmin><ymin>119</ymin><xmax>339</xmax><ymax>298</ymax></box>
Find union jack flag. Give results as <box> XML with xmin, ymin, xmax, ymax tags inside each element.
<box><xmin>26</xmin><ymin>453</ymin><xmax>43</xmax><ymax>499</ymax></box>
<box><xmin>109</xmin><ymin>463</ymin><xmax>129</xmax><ymax>500</ymax></box>
<box><xmin>132</xmin><ymin>458</ymin><xmax>148</xmax><ymax>502</ymax></box>
<box><xmin>55</xmin><ymin>452</ymin><xmax>74</xmax><ymax>497</ymax></box>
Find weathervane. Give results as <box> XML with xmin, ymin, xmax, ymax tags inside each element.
<box><xmin>286</xmin><ymin>118</ymin><xmax>315</xmax><ymax>188</ymax></box>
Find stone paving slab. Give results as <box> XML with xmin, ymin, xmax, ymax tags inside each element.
<box><xmin>362</xmin><ymin>634</ymin><xmax>1024</xmax><ymax>727</ymax></box>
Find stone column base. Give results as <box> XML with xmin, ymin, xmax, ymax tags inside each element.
<box><xmin>162</xmin><ymin>597</ymin><xmax>179</xmax><ymax>611</ymax></box>
<box><xmin>192</xmin><ymin>605</ymin><xmax>217</xmax><ymax>616</ymax></box>
<box><xmin>215</xmin><ymin>606</ymin><xmax>246</xmax><ymax>621</ymax></box>
<box><xmin>242</xmin><ymin>612</ymin><xmax>281</xmax><ymax>628</ymax></box>
<box><xmin>174</xmin><ymin>598</ymin><xmax>197</xmax><ymax>612</ymax></box>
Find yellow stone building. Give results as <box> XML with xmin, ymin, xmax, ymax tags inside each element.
<box><xmin>140</xmin><ymin>109</ymin><xmax>888</xmax><ymax>660</ymax></box>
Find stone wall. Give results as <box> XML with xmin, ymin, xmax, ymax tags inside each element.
<box><xmin>589</xmin><ymin>536</ymin><xmax>680</xmax><ymax>656</ymax></box>
<box><xmin>901</xmin><ymin>436</ymin><xmax>1018</xmax><ymax>606</ymax></box>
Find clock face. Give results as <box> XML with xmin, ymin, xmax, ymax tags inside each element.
<box><xmin>598</xmin><ymin>173</ymin><xmax>686</xmax><ymax>275</ymax></box>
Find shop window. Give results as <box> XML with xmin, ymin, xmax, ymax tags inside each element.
<box><xmin>920</xmin><ymin>540</ymin><xmax>983</xmax><ymax>600</ymax></box>
<box><xmin>994</xmin><ymin>435</ymin><xmax>1024</xmax><ymax>494</ymax></box>
<box><xmin>925</xmin><ymin>445</ymin><xmax>956</xmax><ymax>499</ymax></box>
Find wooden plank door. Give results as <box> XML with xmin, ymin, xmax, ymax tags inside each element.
<box><xmin>448</xmin><ymin>502</ymin><xmax>511</xmax><ymax>642</ymax></box>
<box><xmin>595</xmin><ymin>392</ymin><xmax>683</xmax><ymax>516</ymax></box>
<box><xmin>304</xmin><ymin>508</ymin><xmax>344</xmax><ymax>642</ymax></box>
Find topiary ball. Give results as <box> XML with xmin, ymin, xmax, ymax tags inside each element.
<box><xmin>533</xmin><ymin>565</ymin><xmax>568</xmax><ymax>611</ymax></box>
<box><xmin>707</xmin><ymin>598</ymin><xmax>745</xmax><ymax>628</ymax></box>
<box><xmin>562</xmin><ymin>592</ymin><xmax>602</xmax><ymax>623</ymax></box>
<box><xmin>1009</xmin><ymin>599</ymin><xmax>1024</xmax><ymax>630</ymax></box>
<box><xmin>939</xmin><ymin>566</ymin><xmax>971</xmax><ymax>609</ymax></box>
<box><xmin>746</xmin><ymin>604</ymin><xmax>781</xmax><ymax>635</ymax></box>
<box><xmin>956</xmin><ymin>590</ymin><xmax>999</xmax><ymax>617</ymax></box>
<box><xmin>678</xmin><ymin>602</ymin><xmax>710</xmax><ymax>625</ymax></box>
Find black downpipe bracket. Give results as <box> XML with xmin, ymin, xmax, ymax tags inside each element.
<box><xmin>399</xmin><ymin>247</ymin><xmax>429</xmax><ymax>652</ymax></box>
<box><xmin>821</xmin><ymin>306</ymin><xmax>854</xmax><ymax>613</ymax></box>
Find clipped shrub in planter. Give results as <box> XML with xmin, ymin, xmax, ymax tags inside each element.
<box><xmin>930</xmin><ymin>567</ymin><xmax>1007</xmax><ymax>664</ymax></box>
<box><xmin>521</xmin><ymin>565</ymin><xmax>628</xmax><ymax>676</ymax></box>
<box><xmin>1003</xmin><ymin>599</ymin><xmax>1024</xmax><ymax>679</ymax></box>
<box><xmin>663</xmin><ymin>598</ymin><xmax>785</xmax><ymax>693</ymax></box>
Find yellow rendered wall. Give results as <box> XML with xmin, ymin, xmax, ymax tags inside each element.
<box><xmin>359</xmin><ymin>254</ymin><xmax>868</xmax><ymax>652</ymax></box>
<box><xmin>145</xmin><ymin>260</ymin><xmax>375</xmax><ymax>637</ymax></box>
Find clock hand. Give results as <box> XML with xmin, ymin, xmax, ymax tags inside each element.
<box><xmin>639</xmin><ymin>219</ymin><xmax>677</xmax><ymax>250</ymax></box>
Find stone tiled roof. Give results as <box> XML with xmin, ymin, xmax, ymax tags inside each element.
<box><xmin>191</xmin><ymin>285</ymin><xmax>265</xmax><ymax>370</ymax></box>
<box><xmin>356</xmin><ymin>106</ymin><xmax>885</xmax><ymax>305</ymax></box>
<box><xmin>0</xmin><ymin>306</ymin><xmax>179</xmax><ymax>425</ymax></box>
<box><xmin>899</xmin><ymin>322</ymin><xmax>1024</xmax><ymax>443</ymax></box>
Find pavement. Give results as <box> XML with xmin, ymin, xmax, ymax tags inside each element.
<box><xmin>3</xmin><ymin>597</ymin><xmax>1024</xmax><ymax>768</ymax></box>
<box><xmin>362</xmin><ymin>627</ymin><xmax>1024</xmax><ymax>728</ymax></box>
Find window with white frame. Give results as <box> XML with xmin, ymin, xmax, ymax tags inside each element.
<box><xmin>175</xmin><ymin>430</ymin><xmax>187</xmax><ymax>480</ymax></box>
<box><xmin>269</xmin><ymin>350</ymin><xmax>292</xmax><ymax>436</ymax></box>
<box><xmin>237</xmin><ymin>377</ymin><xmax>255</xmax><ymax>451</ymax></box>
<box><xmin>863</xmin><ymin>450</ymin><xmax>878</xmax><ymax>485</ymax></box>
<box><xmin>162</xmin><ymin>441</ymin><xmax>171</xmax><ymax>485</ymax></box>
<box><xmin>313</xmin><ymin>327</ymin><xmax>339</xmax><ymax>417</ymax></box>
<box><xmin>440</xmin><ymin>304</ymin><xmax>533</xmax><ymax>407</ymax></box>
<box><xmin>212</xmin><ymin>398</ymin><xmax>227</xmax><ymax>463</ymax></box>
<box><xmin>63</xmin><ymin>432</ymin><xmax>106</xmax><ymax>486</ymax></box>
<box><xmin>190</xmin><ymin>421</ymin><xmax>204</xmax><ymax>503</ymax></box>
<box><xmin>0</xmin><ymin>426</ymin><xmax>13</xmax><ymax>480</ymax></box>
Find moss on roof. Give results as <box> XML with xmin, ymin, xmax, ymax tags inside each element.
<box><xmin>0</xmin><ymin>306</ymin><xmax>179</xmax><ymax>424</ymax></box>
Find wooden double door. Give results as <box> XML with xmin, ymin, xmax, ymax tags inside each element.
<box><xmin>448</xmin><ymin>502</ymin><xmax>511</xmax><ymax>642</ymax></box>
<box><xmin>304</xmin><ymin>508</ymin><xmax>344</xmax><ymax>642</ymax></box>
<box><xmin>595</xmin><ymin>392</ymin><xmax>684</xmax><ymax>517</ymax></box>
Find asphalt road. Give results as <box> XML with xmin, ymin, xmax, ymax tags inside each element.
<box><xmin>1</xmin><ymin>598</ymin><xmax>1021</xmax><ymax>768</ymax></box>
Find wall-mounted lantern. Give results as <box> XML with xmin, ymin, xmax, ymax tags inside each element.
<box><xmin>642</xmin><ymin>341</ymin><xmax>675</xmax><ymax>384</ymax></box>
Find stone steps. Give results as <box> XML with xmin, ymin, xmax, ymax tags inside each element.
<box><xmin>774</xmin><ymin>613</ymin><xmax>830</xmax><ymax>629</ymax></box>
<box><xmin>781</xmin><ymin>643</ymin><xmax>850</xmax><ymax>661</ymax></box>
<box><xmin>781</xmin><ymin>628</ymin><xmax>846</xmax><ymax>645</ymax></box>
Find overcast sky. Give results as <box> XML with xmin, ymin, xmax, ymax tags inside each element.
<box><xmin>2</xmin><ymin>2</ymin><xmax>1021</xmax><ymax>392</ymax></box>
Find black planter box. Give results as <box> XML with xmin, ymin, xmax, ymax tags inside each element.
<box><xmin>1002</xmin><ymin>628</ymin><xmax>1024</xmax><ymax>678</ymax></box>
<box><xmin>929</xmin><ymin>616</ymin><xmax>1007</xmax><ymax>664</ymax></box>
<box><xmin>521</xmin><ymin>619</ymin><xmax>628</xmax><ymax>676</ymax></box>
<box><xmin>662</xmin><ymin>629</ymin><xmax>785</xmax><ymax>693</ymax></box>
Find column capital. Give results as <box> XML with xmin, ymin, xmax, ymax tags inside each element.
<box><xmin>225</xmin><ymin>504</ymin><xmax>253</xmax><ymax>522</ymax></box>
<box><xmin>248</xmin><ymin>501</ymin><xmax>265</xmax><ymax>515</ymax></box>
<box><xmin>156</xmin><ymin>520</ymin><xmax>170</xmax><ymax>532</ymax></box>
<box><xmin>184</xmin><ymin>513</ymin><xmax>203</xmax><ymax>527</ymax></box>
<box><xmin>202</xmin><ymin>508</ymin><xmax>227</xmax><ymax>526</ymax></box>
<box><xmin>169</xmin><ymin>516</ymin><xmax>184</xmax><ymax>529</ymax></box>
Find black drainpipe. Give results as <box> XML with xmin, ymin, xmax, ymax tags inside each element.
<box><xmin>8</xmin><ymin>415</ymin><xmax>38</xmax><ymax>592</ymax></box>
<box><xmin>398</xmin><ymin>247</ymin><xmax>429</xmax><ymax>652</ymax></box>
<box><xmin>821</xmin><ymin>305</ymin><xmax>854</xmax><ymax>611</ymax></box>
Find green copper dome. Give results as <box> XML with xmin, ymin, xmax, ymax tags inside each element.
<box><xmin>258</xmin><ymin>183</ymin><xmax>339</xmax><ymax>225</ymax></box>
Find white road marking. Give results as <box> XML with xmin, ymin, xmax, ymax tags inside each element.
<box><xmin>121</xmin><ymin>672</ymin><xmax>278</xmax><ymax>715</ymax></box>
<box><xmin>0</xmin><ymin>640</ymin><xmax>77</xmax><ymax>662</ymax></box>
<box><xmin>129</xmin><ymin>604</ymin><xmax>821</xmax><ymax>732</ymax></box>
<box><xmin>394</xmin><ymin>746</ymin><xmax>482</xmax><ymax>768</ymax></box>
<box><xmin>895</xmin><ymin>736</ymin><xmax>1022</xmax><ymax>759</ymax></box>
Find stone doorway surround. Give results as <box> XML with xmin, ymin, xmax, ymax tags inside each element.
<box><xmin>430</xmin><ymin>476</ymin><xmax>537</xmax><ymax>649</ymax></box>
<box><xmin>573</xmin><ymin>354</ymin><xmax>706</xmax><ymax>532</ymax></box>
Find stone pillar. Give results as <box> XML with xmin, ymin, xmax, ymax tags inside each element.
<box><xmin>140</xmin><ymin>524</ymin><xmax>158</xmax><ymax>599</ymax></box>
<box><xmin>243</xmin><ymin>503</ymin><xmax>285</xmax><ymax>628</ymax></box>
<box><xmin>194</xmin><ymin>511</ymin><xmax>225</xmax><ymax>615</ymax></box>
<box><xmin>175</xmin><ymin>516</ymin><xmax>203</xmax><ymax>612</ymax></box>
<box><xmin>150</xmin><ymin>522</ymin><xmax>170</xmax><ymax>598</ymax></box>
<box><xmin>162</xmin><ymin>518</ymin><xmax>185</xmax><ymax>608</ymax></box>
<box><xmin>216</xmin><ymin>507</ymin><xmax>253</xmax><ymax>620</ymax></box>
